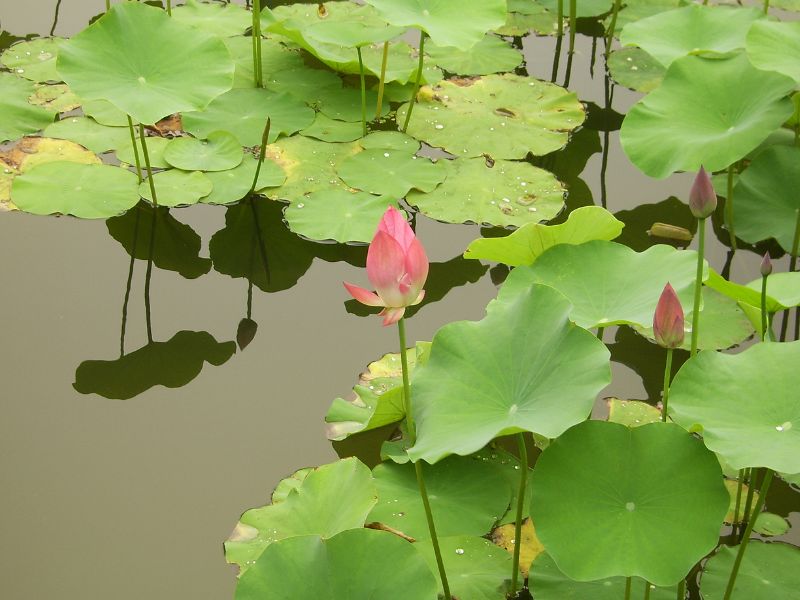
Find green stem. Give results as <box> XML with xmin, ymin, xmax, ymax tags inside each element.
<box><xmin>568</xmin><ymin>0</ymin><xmax>576</xmax><ymax>57</ymax></box>
<box><xmin>402</xmin><ymin>30</ymin><xmax>426</xmax><ymax>133</ymax></box>
<box><xmin>606</xmin><ymin>0</ymin><xmax>622</xmax><ymax>57</ymax></box>
<box><xmin>105</xmin><ymin>0</ymin><xmax>110</xmax><ymax>11</ymax></box>
<box><xmin>357</xmin><ymin>46</ymin><xmax>367</xmax><ymax>137</ymax></box>
<box><xmin>252</xmin><ymin>0</ymin><xmax>263</xmax><ymax>87</ymax></box>
<box><xmin>732</xmin><ymin>469</ymin><xmax>745</xmax><ymax>533</ymax></box>
<box><xmin>690</xmin><ymin>217</ymin><xmax>705</xmax><ymax>356</ymax></box>
<box><xmin>624</xmin><ymin>577</ymin><xmax>632</xmax><ymax>600</ymax></box>
<box><xmin>375</xmin><ymin>41</ymin><xmax>389</xmax><ymax>119</ymax></box>
<box><xmin>510</xmin><ymin>433</ymin><xmax>529</xmax><ymax>596</ymax></box>
<box><xmin>643</xmin><ymin>581</ymin><xmax>651</xmax><ymax>600</ymax></box>
<box><xmin>723</xmin><ymin>470</ymin><xmax>774</xmax><ymax>600</ymax></box>
<box><xmin>138</xmin><ymin>123</ymin><xmax>158</xmax><ymax>207</ymax></box>
<box><xmin>677</xmin><ymin>579</ymin><xmax>686</xmax><ymax>600</ymax></box>
<box><xmin>764</xmin><ymin>0</ymin><xmax>770</xmax><ymax>13</ymax></box>
<box><xmin>397</xmin><ymin>318</ymin><xmax>416</xmax><ymax>440</ymax></box>
<box><xmin>596</xmin><ymin>326</ymin><xmax>604</xmax><ymax>341</ymax></box>
<box><xmin>557</xmin><ymin>0</ymin><xmax>563</xmax><ymax>37</ymax></box>
<box><xmin>249</xmin><ymin>118</ymin><xmax>271</xmax><ymax>195</ymax></box>
<box><xmin>740</xmin><ymin>468</ymin><xmax>757</xmax><ymax>541</ymax></box>
<box><xmin>144</xmin><ymin>207</ymin><xmax>156</xmax><ymax>344</ymax></box>
<box><xmin>790</xmin><ymin>209</ymin><xmax>800</xmax><ymax>273</ymax></box>
<box><xmin>165</xmin><ymin>0</ymin><xmax>171</xmax><ymax>16</ymax></box>
<box><xmin>126</xmin><ymin>115</ymin><xmax>143</xmax><ymax>183</ymax></box>
<box><xmin>661</xmin><ymin>348</ymin><xmax>673</xmax><ymax>422</ymax></box>
<box><xmin>551</xmin><ymin>0</ymin><xmax>564</xmax><ymax>82</ymax></box>
<box><xmin>726</xmin><ymin>164</ymin><xmax>737</xmax><ymax>251</ymax></box>
<box><xmin>761</xmin><ymin>273</ymin><xmax>769</xmax><ymax>342</ymax></box>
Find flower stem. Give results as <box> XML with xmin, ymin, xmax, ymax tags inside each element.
<box><xmin>761</xmin><ymin>272</ymin><xmax>770</xmax><ymax>342</ymax></box>
<box><xmin>375</xmin><ymin>41</ymin><xmax>389</xmax><ymax>119</ymax></box>
<box><xmin>105</xmin><ymin>0</ymin><xmax>110</xmax><ymax>11</ymax></box>
<box><xmin>690</xmin><ymin>217</ymin><xmax>706</xmax><ymax>356</ymax></box>
<box><xmin>402</xmin><ymin>30</ymin><xmax>426</xmax><ymax>133</ymax></box>
<box><xmin>624</xmin><ymin>577</ymin><xmax>632</xmax><ymax>600</ymax></box>
<box><xmin>249</xmin><ymin>118</ymin><xmax>271</xmax><ymax>195</ymax></box>
<box><xmin>126</xmin><ymin>115</ymin><xmax>143</xmax><ymax>183</ymax></box>
<box><xmin>723</xmin><ymin>470</ymin><xmax>774</xmax><ymax>600</ymax></box>
<box><xmin>357</xmin><ymin>46</ymin><xmax>367</xmax><ymax>137</ymax></box>
<box><xmin>138</xmin><ymin>123</ymin><xmax>158</xmax><ymax>207</ymax></box>
<box><xmin>166</xmin><ymin>0</ymin><xmax>171</xmax><ymax>16</ymax></box>
<box><xmin>606</xmin><ymin>0</ymin><xmax>622</xmax><ymax>57</ymax></box>
<box><xmin>790</xmin><ymin>208</ymin><xmax>800</xmax><ymax>274</ymax></box>
<box><xmin>677</xmin><ymin>579</ymin><xmax>686</xmax><ymax>600</ymax></box>
<box><xmin>739</xmin><ymin>468</ymin><xmax>757</xmax><ymax>541</ymax></box>
<box><xmin>661</xmin><ymin>348</ymin><xmax>673</xmax><ymax>422</ymax></box>
<box><xmin>564</xmin><ymin>0</ymin><xmax>576</xmax><ymax>86</ymax></box>
<box><xmin>764</xmin><ymin>0</ymin><xmax>770</xmax><ymax>13</ymax></box>
<box><xmin>732</xmin><ymin>469</ymin><xmax>745</xmax><ymax>533</ymax></box>
<box><xmin>551</xmin><ymin>0</ymin><xmax>564</xmax><ymax>82</ymax></box>
<box><xmin>510</xmin><ymin>433</ymin><xmax>529</xmax><ymax>596</ymax></box>
<box><xmin>725</xmin><ymin>164</ymin><xmax>737</xmax><ymax>251</ymax></box>
<box><xmin>643</xmin><ymin>582</ymin><xmax>651</xmax><ymax>600</ymax></box>
<box><xmin>397</xmin><ymin>317</ymin><xmax>416</xmax><ymax>439</ymax></box>
<box><xmin>252</xmin><ymin>0</ymin><xmax>263</xmax><ymax>87</ymax></box>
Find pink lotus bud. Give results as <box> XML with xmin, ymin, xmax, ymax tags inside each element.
<box><xmin>760</xmin><ymin>252</ymin><xmax>772</xmax><ymax>277</ymax></box>
<box><xmin>689</xmin><ymin>167</ymin><xmax>717</xmax><ymax>219</ymax></box>
<box><xmin>343</xmin><ymin>206</ymin><xmax>429</xmax><ymax>326</ymax></box>
<box><xmin>653</xmin><ymin>283</ymin><xmax>685</xmax><ymax>349</ymax></box>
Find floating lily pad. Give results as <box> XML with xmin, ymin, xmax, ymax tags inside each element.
<box><xmin>603</xmin><ymin>0</ymin><xmax>685</xmax><ymax>39</ymax></box>
<box><xmin>408</xmin><ymin>283</ymin><xmax>610</xmax><ymax>464</ymax></box>
<box><xmin>368</xmin><ymin>456</ymin><xmax>511</xmax><ymax>539</ymax></box>
<box><xmin>302</xmin><ymin>5</ymin><xmax>404</xmax><ymax>48</ymax></box>
<box><xmin>225</xmin><ymin>458</ymin><xmax>377</xmax><ymax>572</ymax></box>
<box><xmin>538</xmin><ymin>0</ymin><xmax>613</xmax><ymax>18</ymax></box>
<box><xmin>264</xmin><ymin>64</ymin><xmax>343</xmax><ymax>101</ymax></box>
<box><xmin>12</xmin><ymin>161</ymin><xmax>138</xmax><ymax>218</ymax></box>
<box><xmin>428</xmin><ymin>34</ymin><xmax>523</xmax><ymax>76</ymax></box>
<box><xmin>116</xmin><ymin>135</ymin><xmax>171</xmax><ymax>169</ymax></box>
<box><xmin>0</xmin><ymin>136</ymin><xmax>100</xmax><ymax>173</ymax></box>
<box><xmin>234</xmin><ymin>529</ymin><xmax>438</xmax><ymax>600</ymax></box>
<box><xmin>222</xmin><ymin>36</ymin><xmax>305</xmax><ymax>88</ymax></box>
<box><xmin>620</xmin><ymin>4</ymin><xmax>763</xmax><ymax>68</ymax></box>
<box><xmin>139</xmin><ymin>170</ymin><xmax>213</xmax><ymax>207</ymax></box>
<box><xmin>182</xmin><ymin>88</ymin><xmax>314</xmax><ymax>146</ymax></box>
<box><xmin>29</xmin><ymin>83</ymin><xmax>80</xmax><ymax>112</ymax></box>
<box><xmin>700</xmin><ymin>542</ymin><xmax>800</xmax><ymax>600</ymax></box>
<box><xmin>607</xmin><ymin>47</ymin><xmax>665</xmax><ymax>93</ymax></box>
<box><xmin>201</xmin><ymin>154</ymin><xmax>285</xmax><ymax>205</ymax></box>
<box><xmin>620</xmin><ymin>53</ymin><xmax>795</xmax><ymax>178</ymax></box>
<box><xmin>172</xmin><ymin>0</ymin><xmax>251</xmax><ymax>37</ymax></box>
<box><xmin>336</xmin><ymin>149</ymin><xmax>445</xmax><ymax>198</ymax></box>
<box><xmin>0</xmin><ymin>73</ymin><xmax>55</xmax><ymax>142</ymax></box>
<box><xmin>754</xmin><ymin>512</ymin><xmax>790</xmax><ymax>537</ymax></box>
<box><xmin>407</xmin><ymin>158</ymin><xmax>565</xmax><ymax>228</ymax></box>
<box><xmin>360</xmin><ymin>131</ymin><xmax>420</xmax><ymax>152</ymax></box>
<box><xmin>163</xmin><ymin>131</ymin><xmax>243</xmax><ymax>172</ymax></box>
<box><xmin>1</xmin><ymin>37</ymin><xmax>62</xmax><ymax>82</ymax></box>
<box><xmin>496</xmin><ymin>1</ymin><xmax>558</xmax><ymax>37</ymax></box>
<box><xmin>607</xmin><ymin>398</ymin><xmax>662</xmax><ymax>428</ymax></box>
<box><xmin>300</xmin><ymin>113</ymin><xmax>363</xmax><ymax>143</ymax></box>
<box><xmin>314</xmin><ymin>84</ymin><xmax>390</xmax><ymax>122</ymax></box>
<box><xmin>669</xmin><ymin>340</ymin><xmax>800</xmax><ymax>473</ymax></box>
<box><xmin>44</xmin><ymin>116</ymin><xmax>129</xmax><ymax>153</ymax></box>
<box><xmin>400</xmin><ymin>75</ymin><xmax>585</xmax><ymax>159</ymax></box>
<box><xmin>491</xmin><ymin>518</ymin><xmax>544</xmax><ymax>576</ymax></box>
<box><xmin>531</xmin><ymin>421</ymin><xmax>728</xmax><ymax>586</ymax></box>
<box><xmin>74</xmin><ymin>330</ymin><xmax>235</xmax><ymax>399</ymax></box>
<box><xmin>464</xmin><ymin>206</ymin><xmax>624</xmax><ymax>266</ymax></box>
<box><xmin>746</xmin><ymin>21</ymin><xmax>800</xmax><ymax>85</ymax></box>
<box><xmin>58</xmin><ymin>2</ymin><xmax>234</xmax><ymax>125</ymax></box>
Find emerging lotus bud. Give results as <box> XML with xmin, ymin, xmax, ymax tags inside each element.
<box><xmin>653</xmin><ymin>283</ymin><xmax>685</xmax><ymax>349</ymax></box>
<box><xmin>344</xmin><ymin>206</ymin><xmax>429</xmax><ymax>326</ymax></box>
<box><xmin>236</xmin><ymin>318</ymin><xmax>258</xmax><ymax>350</ymax></box>
<box><xmin>689</xmin><ymin>167</ymin><xmax>717</xmax><ymax>219</ymax></box>
<box><xmin>761</xmin><ymin>252</ymin><xmax>773</xmax><ymax>277</ymax></box>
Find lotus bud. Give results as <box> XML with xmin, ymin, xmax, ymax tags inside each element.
<box><xmin>236</xmin><ymin>317</ymin><xmax>258</xmax><ymax>350</ymax></box>
<box><xmin>689</xmin><ymin>166</ymin><xmax>717</xmax><ymax>219</ymax></box>
<box><xmin>653</xmin><ymin>283</ymin><xmax>685</xmax><ymax>349</ymax></box>
<box><xmin>760</xmin><ymin>252</ymin><xmax>773</xmax><ymax>277</ymax></box>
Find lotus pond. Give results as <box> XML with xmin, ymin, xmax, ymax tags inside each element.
<box><xmin>2</xmin><ymin>0</ymin><xmax>800</xmax><ymax>599</ymax></box>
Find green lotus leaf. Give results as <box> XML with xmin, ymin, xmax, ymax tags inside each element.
<box><xmin>172</xmin><ymin>0</ymin><xmax>251</xmax><ymax>37</ymax></box>
<box><xmin>225</xmin><ymin>458</ymin><xmax>378</xmax><ymax>573</ymax></box>
<box><xmin>607</xmin><ymin>398</ymin><xmax>662</xmax><ymax>428</ymax></box>
<box><xmin>201</xmin><ymin>154</ymin><xmax>285</xmax><ymax>205</ymax></box>
<box><xmin>74</xmin><ymin>330</ymin><xmax>235</xmax><ymax>399</ymax></box>
<box><xmin>106</xmin><ymin>203</ymin><xmax>212</xmax><ymax>279</ymax></box>
<box><xmin>29</xmin><ymin>83</ymin><xmax>80</xmax><ymax>112</ymax></box>
<box><xmin>0</xmin><ymin>73</ymin><xmax>55</xmax><ymax>142</ymax></box>
<box><xmin>336</xmin><ymin>148</ymin><xmax>445</xmax><ymax>198</ymax></box>
<box><xmin>57</xmin><ymin>2</ymin><xmax>234</xmax><ymax>125</ymax></box>
<box><xmin>700</xmin><ymin>542</ymin><xmax>800</xmax><ymax>599</ymax></box>
<box><xmin>222</xmin><ymin>36</ymin><xmax>305</xmax><ymax>89</ymax></box>
<box><xmin>733</xmin><ymin>145</ymin><xmax>800</xmax><ymax>253</ymax></box>
<box><xmin>363</xmin><ymin>0</ymin><xmax>507</xmax><ymax>51</ymax></box>
<box><xmin>753</xmin><ymin>512</ymin><xmax>790</xmax><ymax>537</ymax></box>
<box><xmin>270</xmin><ymin>467</ymin><xmax>312</xmax><ymax>505</ymax></box>
<box><xmin>603</xmin><ymin>0</ymin><xmax>685</xmax><ymax>39</ymax></box>
<box><xmin>163</xmin><ymin>131</ymin><xmax>243</xmax><ymax>172</ymax></box>
<box><xmin>81</xmin><ymin>99</ymin><xmax>130</xmax><ymax>126</ymax></box>
<box><xmin>0</xmin><ymin>136</ymin><xmax>100</xmax><ymax>173</ymax></box>
<box><xmin>234</xmin><ymin>529</ymin><xmax>438</xmax><ymax>600</ymax></box>
<box><xmin>265</xmin><ymin>65</ymin><xmax>344</xmax><ymax>100</ymax></box>
<box><xmin>531</xmin><ymin>421</ymin><xmax>728</xmax><ymax>586</ymax></box>
<box><xmin>138</xmin><ymin>170</ymin><xmax>213</xmax><ymax>208</ymax></box>
<box><xmin>407</xmin><ymin>158</ymin><xmax>565</xmax><ymax>228</ymax></box>
<box><xmin>744</xmin><ymin>272</ymin><xmax>800</xmax><ymax>313</ymax></box>
<box><xmin>464</xmin><ymin>206</ymin><xmax>624</xmax><ymax>266</ymax></box>
<box><xmin>0</xmin><ymin>158</ymin><xmax>18</xmax><ymax>211</ymax></box>
<box><xmin>1</xmin><ymin>38</ymin><xmax>62</xmax><ymax>82</ymax></box>
<box><xmin>302</xmin><ymin>5</ymin><xmax>405</xmax><ymax>47</ymax></box>
<box><xmin>498</xmin><ymin>241</ymin><xmax>701</xmax><ymax>330</ymax></box>
<box><xmin>620</xmin><ymin>53</ymin><xmax>795</xmax><ymax>178</ymax></box>
<box><xmin>538</xmin><ymin>0</ymin><xmax>613</xmax><ymax>18</ymax></box>
<box><xmin>416</xmin><ymin>535</ymin><xmax>511</xmax><ymax>600</ymax></box>
<box><xmin>116</xmin><ymin>135</ymin><xmax>171</xmax><ymax>169</ymax></box>
<box><xmin>360</xmin><ymin>131</ymin><xmax>420</xmax><ymax>152</ymax></box>
<box><xmin>747</xmin><ymin>21</ymin><xmax>800</xmax><ymax>84</ymax></box>
<box><xmin>428</xmin><ymin>34</ymin><xmax>523</xmax><ymax>76</ymax></box>
<box><xmin>400</xmin><ymin>74</ymin><xmax>585</xmax><ymax>159</ymax></box>
<box><xmin>368</xmin><ymin>456</ymin><xmax>511</xmax><ymax>539</ymax></box>
<box><xmin>408</xmin><ymin>283</ymin><xmax>611</xmax><ymax>463</ymax></box>
<box><xmin>496</xmin><ymin>1</ymin><xmax>558</xmax><ymax>37</ymax></box>
<box><xmin>669</xmin><ymin>340</ymin><xmax>800</xmax><ymax>473</ymax></box>
<box><xmin>530</xmin><ymin>552</ymin><xmax>678</xmax><ymax>600</ymax></box>
<box><xmin>44</xmin><ymin>116</ymin><xmax>130</xmax><ymax>153</ymax></box>
<box><xmin>314</xmin><ymin>84</ymin><xmax>390</xmax><ymax>122</ymax></box>
<box><xmin>11</xmin><ymin>161</ymin><xmax>138</xmax><ymax>218</ymax></box>
<box><xmin>300</xmin><ymin>113</ymin><xmax>363</xmax><ymax>143</ymax></box>
<box><xmin>607</xmin><ymin>47</ymin><xmax>665</xmax><ymax>93</ymax></box>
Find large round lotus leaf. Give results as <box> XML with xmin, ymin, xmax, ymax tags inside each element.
<box><xmin>172</xmin><ymin>0</ymin><xmax>251</xmax><ymax>37</ymax></box>
<box><xmin>57</xmin><ymin>2</ymin><xmax>234</xmax><ymax>125</ymax></box>
<box><xmin>73</xmin><ymin>330</ymin><xmax>233</xmax><ymax>399</ymax></box>
<box><xmin>1</xmin><ymin>38</ymin><xmax>62</xmax><ymax>82</ymax></box>
<box><xmin>234</xmin><ymin>529</ymin><xmax>438</xmax><ymax>600</ymax></box>
<box><xmin>733</xmin><ymin>145</ymin><xmax>800</xmax><ymax>252</ymax></box>
<box><xmin>538</xmin><ymin>0</ymin><xmax>612</xmax><ymax>18</ymax></box>
<box><xmin>222</xmin><ymin>36</ymin><xmax>305</xmax><ymax>89</ymax></box>
<box><xmin>284</xmin><ymin>190</ymin><xmax>401</xmax><ymax>243</ymax></box>
<box><xmin>0</xmin><ymin>136</ymin><xmax>100</xmax><ymax>173</ymax></box>
<box><xmin>300</xmin><ymin>113</ymin><xmax>363</xmax><ymax>143</ymax></box>
<box><xmin>163</xmin><ymin>131</ymin><xmax>243</xmax><ymax>172</ymax></box>
<box><xmin>497</xmin><ymin>241</ymin><xmax>701</xmax><ymax>330</ymax></box>
<box><xmin>302</xmin><ymin>5</ymin><xmax>405</xmax><ymax>47</ymax></box>
<box><xmin>0</xmin><ymin>73</ymin><xmax>54</xmax><ymax>142</ymax></box>
<box><xmin>604</xmin><ymin>0</ymin><xmax>685</xmax><ymax>39</ymax></box>
<box><xmin>30</xmin><ymin>83</ymin><xmax>80</xmax><ymax>113</ymax></box>
<box><xmin>407</xmin><ymin>158</ymin><xmax>565</xmax><ymax>228</ymax></box>
<box><xmin>416</xmin><ymin>535</ymin><xmax>511</xmax><ymax>600</ymax></box>
<box><xmin>407</xmin><ymin>284</ymin><xmax>610</xmax><ymax>463</ymax></box>
<box><xmin>81</xmin><ymin>98</ymin><xmax>128</xmax><ymax>126</ymax></box>
<box><xmin>43</xmin><ymin>116</ymin><xmax>130</xmax><ymax>154</ymax></box>
<box><xmin>363</xmin><ymin>0</ymin><xmax>507</xmax><ymax>51</ymax></box>
<box><xmin>368</xmin><ymin>456</ymin><xmax>511</xmax><ymax>539</ymax></box>
<box><xmin>607</xmin><ymin>47</ymin><xmax>665</xmax><ymax>93</ymax></box>
<box><xmin>116</xmin><ymin>136</ymin><xmax>171</xmax><ymax>169</ymax></box>
<box><xmin>747</xmin><ymin>21</ymin><xmax>800</xmax><ymax>84</ymax></box>
<box><xmin>669</xmin><ymin>340</ymin><xmax>800</xmax><ymax>473</ymax></box>
<box><xmin>400</xmin><ymin>75</ymin><xmax>585</xmax><ymax>160</ymax></box>
<box><xmin>530</xmin><ymin>552</ymin><xmax>678</xmax><ymax>600</ymax></box>
<box><xmin>531</xmin><ymin>421</ymin><xmax>728</xmax><ymax>586</ymax></box>
<box><xmin>225</xmin><ymin>458</ymin><xmax>377</xmax><ymax>572</ymax></box>
<box><xmin>700</xmin><ymin>542</ymin><xmax>800</xmax><ymax>600</ymax></box>
<box><xmin>182</xmin><ymin>88</ymin><xmax>314</xmax><ymax>146</ymax></box>
<box><xmin>428</xmin><ymin>34</ymin><xmax>522</xmax><ymax>76</ymax></box>
<box><xmin>464</xmin><ymin>206</ymin><xmax>624</xmax><ymax>266</ymax></box>
<box><xmin>620</xmin><ymin>53</ymin><xmax>795</xmax><ymax>179</ymax></box>
<box><xmin>138</xmin><ymin>170</ymin><xmax>213</xmax><ymax>208</ymax></box>
<box><xmin>336</xmin><ymin>149</ymin><xmax>445</xmax><ymax>198</ymax></box>
<box><xmin>201</xmin><ymin>154</ymin><xmax>285</xmax><ymax>205</ymax></box>
<box><xmin>11</xmin><ymin>161</ymin><xmax>139</xmax><ymax>218</ymax></box>
<box><xmin>620</xmin><ymin>5</ymin><xmax>764</xmax><ymax>68</ymax></box>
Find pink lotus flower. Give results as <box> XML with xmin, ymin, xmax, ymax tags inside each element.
<box><xmin>344</xmin><ymin>206</ymin><xmax>429</xmax><ymax>326</ymax></box>
<box><xmin>654</xmin><ymin>283</ymin><xmax>685</xmax><ymax>349</ymax></box>
<box><xmin>689</xmin><ymin>166</ymin><xmax>717</xmax><ymax>219</ymax></box>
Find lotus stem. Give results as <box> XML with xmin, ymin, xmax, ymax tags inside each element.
<box><xmin>725</xmin><ymin>164</ymin><xmax>737</xmax><ymax>251</ymax></box>
<box><xmin>126</xmin><ymin>116</ymin><xmax>143</xmax><ymax>183</ymax></box>
<box><xmin>564</xmin><ymin>0</ymin><xmax>576</xmax><ymax>86</ymax></box>
<box><xmin>596</xmin><ymin>326</ymin><xmax>604</xmax><ymax>340</ymax></box>
<box><xmin>606</xmin><ymin>0</ymin><xmax>622</xmax><ymax>57</ymax></box>
<box><xmin>510</xmin><ymin>433</ymin><xmax>529</xmax><ymax>596</ymax></box>
<box><xmin>375</xmin><ymin>41</ymin><xmax>389</xmax><ymax>119</ymax></box>
<box><xmin>740</xmin><ymin>468</ymin><xmax>757</xmax><ymax>541</ymax></box>
<box><xmin>120</xmin><ymin>206</ymin><xmax>140</xmax><ymax>357</ymax></box>
<box><xmin>690</xmin><ymin>217</ymin><xmax>706</xmax><ymax>356</ymax></box>
<box><xmin>166</xmin><ymin>0</ymin><xmax>171</xmax><ymax>16</ymax></box>
<box><xmin>138</xmin><ymin>123</ymin><xmax>158</xmax><ymax>207</ymax></box>
<box><xmin>761</xmin><ymin>272</ymin><xmax>769</xmax><ymax>342</ymax></box>
<box><xmin>764</xmin><ymin>0</ymin><xmax>770</xmax><ymax>13</ymax></box>
<box><xmin>402</xmin><ymin>30</ymin><xmax>426</xmax><ymax>133</ymax></box>
<box><xmin>790</xmin><ymin>209</ymin><xmax>800</xmax><ymax>273</ymax></box>
<box><xmin>551</xmin><ymin>0</ymin><xmax>564</xmax><ymax>82</ymax></box>
<box><xmin>677</xmin><ymin>579</ymin><xmax>686</xmax><ymax>600</ymax></box>
<box><xmin>723</xmin><ymin>470</ymin><xmax>774</xmax><ymax>600</ymax></box>
<box><xmin>144</xmin><ymin>207</ymin><xmax>156</xmax><ymax>344</ymax></box>
<box><xmin>398</xmin><ymin>318</ymin><xmax>451</xmax><ymax>600</ymax></box>
<box><xmin>105</xmin><ymin>0</ymin><xmax>110</xmax><ymax>10</ymax></box>
<box><xmin>249</xmin><ymin>118</ymin><xmax>271</xmax><ymax>195</ymax></box>
<box><xmin>661</xmin><ymin>348</ymin><xmax>673</xmax><ymax>421</ymax></box>
<box><xmin>252</xmin><ymin>0</ymin><xmax>263</xmax><ymax>87</ymax></box>
<box><xmin>643</xmin><ymin>581</ymin><xmax>651</xmax><ymax>600</ymax></box>
<box><xmin>732</xmin><ymin>469</ymin><xmax>745</xmax><ymax>533</ymax></box>
<box><xmin>357</xmin><ymin>47</ymin><xmax>367</xmax><ymax>137</ymax></box>
<box><xmin>624</xmin><ymin>577</ymin><xmax>632</xmax><ymax>600</ymax></box>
